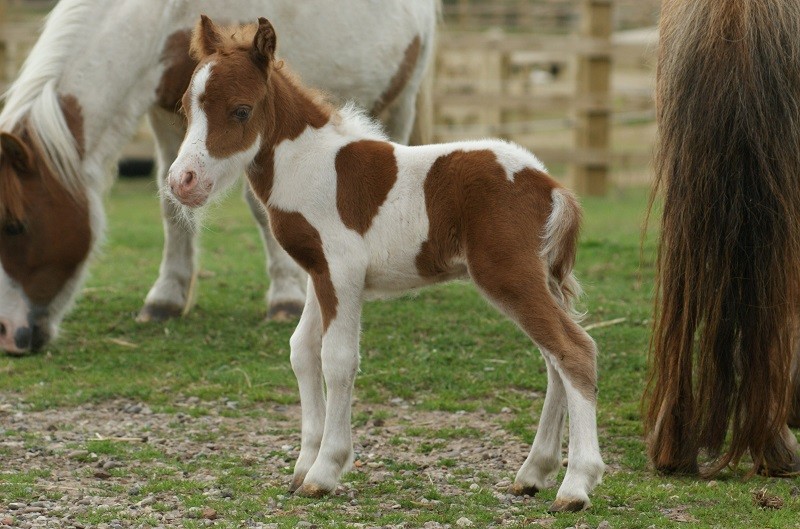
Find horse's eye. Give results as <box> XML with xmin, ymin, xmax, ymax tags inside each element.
<box><xmin>2</xmin><ymin>221</ymin><xmax>25</xmax><ymax>236</ymax></box>
<box><xmin>233</xmin><ymin>106</ymin><xmax>252</xmax><ymax>122</ymax></box>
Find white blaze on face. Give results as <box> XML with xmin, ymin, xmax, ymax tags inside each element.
<box><xmin>169</xmin><ymin>61</ymin><xmax>261</xmax><ymax>206</ymax></box>
<box><xmin>0</xmin><ymin>270</ymin><xmax>29</xmax><ymax>352</ymax></box>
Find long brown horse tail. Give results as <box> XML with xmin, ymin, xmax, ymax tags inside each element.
<box><xmin>540</xmin><ymin>187</ymin><xmax>583</xmax><ymax>320</ymax></box>
<box><xmin>645</xmin><ymin>0</ymin><xmax>800</xmax><ymax>475</ymax></box>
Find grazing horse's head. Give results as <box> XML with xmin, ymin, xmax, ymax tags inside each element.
<box><xmin>0</xmin><ymin>130</ymin><xmax>93</xmax><ymax>354</ymax></box>
<box><xmin>168</xmin><ymin>15</ymin><xmax>277</xmax><ymax>208</ymax></box>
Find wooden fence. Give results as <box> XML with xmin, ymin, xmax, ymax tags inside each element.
<box><xmin>435</xmin><ymin>0</ymin><xmax>657</xmax><ymax>194</ymax></box>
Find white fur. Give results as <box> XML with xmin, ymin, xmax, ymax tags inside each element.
<box><xmin>0</xmin><ymin>0</ymin><xmax>438</xmax><ymax>350</ymax></box>
<box><xmin>173</xmin><ymin>78</ymin><xmax>603</xmax><ymax>504</ymax></box>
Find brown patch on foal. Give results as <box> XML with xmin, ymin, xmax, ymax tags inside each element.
<box><xmin>371</xmin><ymin>36</ymin><xmax>421</xmax><ymax>115</ymax></box>
<box><xmin>156</xmin><ymin>30</ymin><xmax>196</xmax><ymax>112</ymax></box>
<box><xmin>0</xmin><ymin>129</ymin><xmax>91</xmax><ymax>306</ymax></box>
<box><xmin>268</xmin><ymin>209</ymin><xmax>337</xmax><ymax>331</ymax></box>
<box><xmin>417</xmin><ymin>150</ymin><xmax>596</xmax><ymax>400</ymax></box>
<box><xmin>335</xmin><ymin>141</ymin><xmax>398</xmax><ymax>235</ymax></box>
<box><xmin>58</xmin><ymin>94</ymin><xmax>85</xmax><ymax>157</ymax></box>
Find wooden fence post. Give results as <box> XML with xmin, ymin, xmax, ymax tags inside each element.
<box><xmin>573</xmin><ymin>0</ymin><xmax>613</xmax><ymax>196</ymax></box>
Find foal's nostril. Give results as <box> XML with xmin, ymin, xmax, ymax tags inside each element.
<box><xmin>0</xmin><ymin>322</ymin><xmax>6</xmax><ymax>337</ymax></box>
<box><xmin>181</xmin><ymin>171</ymin><xmax>196</xmax><ymax>190</ymax></box>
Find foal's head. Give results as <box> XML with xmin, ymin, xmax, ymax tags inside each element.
<box><xmin>168</xmin><ymin>16</ymin><xmax>277</xmax><ymax>208</ymax></box>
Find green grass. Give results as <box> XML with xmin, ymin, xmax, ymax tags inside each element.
<box><xmin>2</xmin><ymin>179</ymin><xmax>799</xmax><ymax>528</ymax></box>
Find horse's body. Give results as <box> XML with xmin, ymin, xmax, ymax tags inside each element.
<box><xmin>0</xmin><ymin>0</ymin><xmax>436</xmax><ymax>354</ymax></box>
<box><xmin>646</xmin><ymin>0</ymin><xmax>800</xmax><ymax>476</ymax></box>
<box><xmin>168</xmin><ymin>16</ymin><xmax>604</xmax><ymax>512</ymax></box>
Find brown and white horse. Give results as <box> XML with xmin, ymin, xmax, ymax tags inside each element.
<box><xmin>645</xmin><ymin>0</ymin><xmax>800</xmax><ymax>476</ymax></box>
<box><xmin>0</xmin><ymin>0</ymin><xmax>436</xmax><ymax>354</ymax></box>
<box><xmin>168</xmin><ymin>16</ymin><xmax>604</xmax><ymax>511</ymax></box>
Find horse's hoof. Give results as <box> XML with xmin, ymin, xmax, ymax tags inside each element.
<box><xmin>509</xmin><ymin>483</ymin><xmax>539</xmax><ymax>497</ymax></box>
<box><xmin>295</xmin><ymin>482</ymin><xmax>330</xmax><ymax>498</ymax></box>
<box><xmin>136</xmin><ymin>303</ymin><xmax>183</xmax><ymax>323</ymax></box>
<box><xmin>267</xmin><ymin>301</ymin><xmax>304</xmax><ymax>322</ymax></box>
<box><xmin>758</xmin><ymin>459</ymin><xmax>800</xmax><ymax>478</ymax></box>
<box><xmin>288</xmin><ymin>474</ymin><xmax>306</xmax><ymax>493</ymax></box>
<box><xmin>548</xmin><ymin>497</ymin><xmax>589</xmax><ymax>513</ymax></box>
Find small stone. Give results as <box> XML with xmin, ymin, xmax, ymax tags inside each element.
<box><xmin>501</xmin><ymin>407</ymin><xmax>511</xmax><ymax>413</ymax></box>
<box><xmin>136</xmin><ymin>496</ymin><xmax>156</xmax><ymax>507</ymax></box>
<box><xmin>456</xmin><ymin>517</ymin><xmax>473</xmax><ymax>527</ymax></box>
<box><xmin>296</xmin><ymin>522</ymin><xmax>315</xmax><ymax>528</ymax></box>
<box><xmin>94</xmin><ymin>469</ymin><xmax>112</xmax><ymax>479</ymax></box>
<box><xmin>597</xmin><ymin>522</ymin><xmax>611</xmax><ymax>529</ymax></box>
<box><xmin>67</xmin><ymin>450</ymin><xmax>88</xmax><ymax>459</ymax></box>
<box><xmin>265</xmin><ymin>525</ymin><xmax>279</xmax><ymax>529</ymax></box>
<box><xmin>21</xmin><ymin>507</ymin><xmax>42</xmax><ymax>514</ymax></box>
<box><xmin>495</xmin><ymin>479</ymin><xmax>511</xmax><ymax>488</ymax></box>
<box><xmin>103</xmin><ymin>461</ymin><xmax>124</xmax><ymax>470</ymax></box>
<box><xmin>0</xmin><ymin>516</ymin><xmax>13</xmax><ymax>526</ymax></box>
<box><xmin>707</xmin><ymin>480</ymin><xmax>717</xmax><ymax>488</ymax></box>
<box><xmin>201</xmin><ymin>507</ymin><xmax>217</xmax><ymax>520</ymax></box>
<box><xmin>469</xmin><ymin>483</ymin><xmax>480</xmax><ymax>491</ymax></box>
<box><xmin>226</xmin><ymin>400</ymin><xmax>238</xmax><ymax>409</ymax></box>
<box><xmin>7</xmin><ymin>503</ymin><xmax>24</xmax><ymax>511</ymax></box>
<box><xmin>128</xmin><ymin>486</ymin><xmax>141</xmax><ymax>496</ymax></box>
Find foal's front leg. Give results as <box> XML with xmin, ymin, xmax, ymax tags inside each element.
<box><xmin>289</xmin><ymin>279</ymin><xmax>326</xmax><ymax>492</ymax></box>
<box><xmin>296</xmin><ymin>276</ymin><xmax>363</xmax><ymax>497</ymax></box>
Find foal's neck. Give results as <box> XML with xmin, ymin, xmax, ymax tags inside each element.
<box><xmin>248</xmin><ymin>67</ymin><xmax>333</xmax><ymax>202</ymax></box>
<box><xmin>265</xmin><ymin>67</ymin><xmax>332</xmax><ymax>149</ymax></box>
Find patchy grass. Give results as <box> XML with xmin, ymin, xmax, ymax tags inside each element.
<box><xmin>1</xmin><ymin>179</ymin><xmax>799</xmax><ymax>528</ymax></box>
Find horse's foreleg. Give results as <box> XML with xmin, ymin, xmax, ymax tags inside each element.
<box><xmin>295</xmin><ymin>272</ymin><xmax>363</xmax><ymax>497</ymax></box>
<box><xmin>138</xmin><ymin>108</ymin><xmax>197</xmax><ymax>322</ymax></box>
<box><xmin>511</xmin><ymin>353</ymin><xmax>567</xmax><ymax>496</ymax></box>
<box><xmin>289</xmin><ymin>278</ymin><xmax>326</xmax><ymax>492</ymax></box>
<box><xmin>243</xmin><ymin>186</ymin><xmax>306</xmax><ymax>321</ymax></box>
<box><xmin>382</xmin><ymin>86</ymin><xmax>418</xmax><ymax>145</ymax></box>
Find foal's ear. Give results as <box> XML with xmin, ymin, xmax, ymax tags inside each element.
<box><xmin>251</xmin><ymin>17</ymin><xmax>277</xmax><ymax>68</ymax></box>
<box><xmin>0</xmin><ymin>132</ymin><xmax>34</xmax><ymax>174</ymax></box>
<box><xmin>191</xmin><ymin>14</ymin><xmax>223</xmax><ymax>59</ymax></box>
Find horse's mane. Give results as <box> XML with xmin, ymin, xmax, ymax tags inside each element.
<box><xmin>0</xmin><ymin>0</ymin><xmax>96</xmax><ymax>195</ymax></box>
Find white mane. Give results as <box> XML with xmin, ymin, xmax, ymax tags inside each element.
<box><xmin>0</xmin><ymin>0</ymin><xmax>96</xmax><ymax>194</ymax></box>
<box><xmin>334</xmin><ymin>102</ymin><xmax>389</xmax><ymax>142</ymax></box>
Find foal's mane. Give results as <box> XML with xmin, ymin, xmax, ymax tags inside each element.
<box><xmin>0</xmin><ymin>0</ymin><xmax>96</xmax><ymax>195</ymax></box>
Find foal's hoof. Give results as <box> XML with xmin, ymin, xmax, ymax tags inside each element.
<box><xmin>548</xmin><ymin>497</ymin><xmax>589</xmax><ymax>513</ymax></box>
<box><xmin>136</xmin><ymin>303</ymin><xmax>183</xmax><ymax>323</ymax></box>
<box><xmin>509</xmin><ymin>483</ymin><xmax>539</xmax><ymax>497</ymax></box>
<box><xmin>288</xmin><ymin>474</ymin><xmax>306</xmax><ymax>493</ymax></box>
<box><xmin>295</xmin><ymin>482</ymin><xmax>330</xmax><ymax>498</ymax></box>
<box><xmin>267</xmin><ymin>301</ymin><xmax>304</xmax><ymax>323</ymax></box>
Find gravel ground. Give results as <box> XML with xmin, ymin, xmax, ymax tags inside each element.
<box><xmin>0</xmin><ymin>395</ymin><xmax>581</xmax><ymax>529</ymax></box>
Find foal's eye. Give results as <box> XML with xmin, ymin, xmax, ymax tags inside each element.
<box><xmin>2</xmin><ymin>221</ymin><xmax>25</xmax><ymax>236</ymax></box>
<box><xmin>232</xmin><ymin>106</ymin><xmax>252</xmax><ymax>122</ymax></box>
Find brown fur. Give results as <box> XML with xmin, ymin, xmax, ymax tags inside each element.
<box><xmin>645</xmin><ymin>0</ymin><xmax>800</xmax><ymax>476</ymax></box>
<box><xmin>335</xmin><ymin>140</ymin><xmax>398</xmax><ymax>235</ymax></box>
<box><xmin>417</xmin><ymin>150</ymin><xmax>595</xmax><ymax>400</ymax></box>
<box><xmin>156</xmin><ymin>30</ymin><xmax>195</xmax><ymax>112</ymax></box>
<box><xmin>269</xmin><ymin>209</ymin><xmax>337</xmax><ymax>331</ymax></box>
<box><xmin>0</xmin><ymin>128</ymin><xmax>91</xmax><ymax>306</ymax></box>
<box><xmin>58</xmin><ymin>94</ymin><xmax>85</xmax><ymax>158</ymax></box>
<box><xmin>371</xmin><ymin>36</ymin><xmax>422</xmax><ymax>116</ymax></box>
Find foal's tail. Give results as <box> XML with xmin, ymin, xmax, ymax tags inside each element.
<box><xmin>645</xmin><ymin>0</ymin><xmax>800</xmax><ymax>475</ymax></box>
<box><xmin>540</xmin><ymin>187</ymin><xmax>583</xmax><ymax>320</ymax></box>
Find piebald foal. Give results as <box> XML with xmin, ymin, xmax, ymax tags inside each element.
<box><xmin>168</xmin><ymin>16</ymin><xmax>604</xmax><ymax>512</ymax></box>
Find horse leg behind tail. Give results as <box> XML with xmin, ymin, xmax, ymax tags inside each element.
<box><xmin>645</xmin><ymin>0</ymin><xmax>800</xmax><ymax>476</ymax></box>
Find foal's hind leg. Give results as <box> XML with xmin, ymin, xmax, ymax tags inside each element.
<box><xmin>511</xmin><ymin>353</ymin><xmax>567</xmax><ymax>496</ymax></box>
<box><xmin>138</xmin><ymin>108</ymin><xmax>197</xmax><ymax>322</ymax></box>
<box><xmin>289</xmin><ymin>278</ymin><xmax>326</xmax><ymax>491</ymax></box>
<box><xmin>471</xmin><ymin>263</ymin><xmax>604</xmax><ymax>512</ymax></box>
<box><xmin>243</xmin><ymin>186</ymin><xmax>307</xmax><ymax>321</ymax></box>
